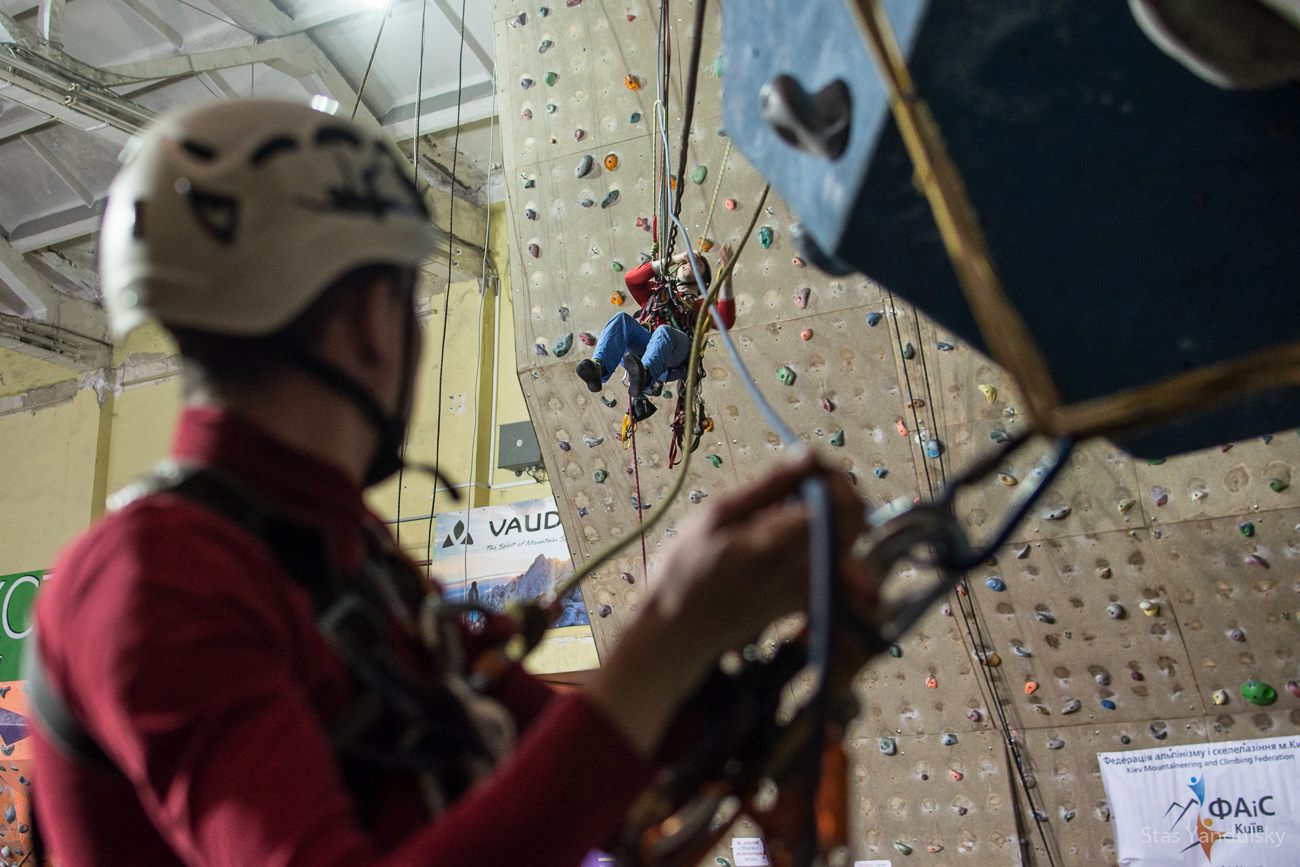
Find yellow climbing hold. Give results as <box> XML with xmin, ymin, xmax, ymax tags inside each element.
<box><xmin>978</xmin><ymin>384</ymin><xmax>997</xmax><ymax>403</ymax></box>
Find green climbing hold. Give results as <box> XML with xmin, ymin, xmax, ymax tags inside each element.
<box><xmin>758</xmin><ymin>226</ymin><xmax>774</xmax><ymax>248</ymax></box>
<box><xmin>893</xmin><ymin>841</ymin><xmax>913</xmax><ymax>856</ymax></box>
<box><xmin>691</xmin><ymin>165</ymin><xmax>708</xmax><ymax>184</ymax></box>
<box><xmin>706</xmin><ymin>453</ymin><xmax>722</xmax><ymax>468</ymax></box>
<box><xmin>593</xmin><ymin>469</ymin><xmax>608</xmax><ymax>483</ymax></box>
<box><xmin>716</xmin><ymin>859</ymin><xmax>732</xmax><ymax>867</ymax></box>
<box><xmin>1269</xmin><ymin>478</ymin><xmax>1289</xmax><ymax>493</ymax></box>
<box><xmin>629</xmin><ymin>111</ymin><xmax>642</xmax><ymax>123</ymax></box>
<box><xmin>612</xmin><ymin>261</ymin><xmax>624</xmax><ymax>272</ymax></box>
<box><xmin>1241</xmin><ymin>678</ymin><xmax>1277</xmax><ymax>706</ymax></box>
<box><xmin>712</xmin><ymin>56</ymin><xmax>724</xmax><ymax>77</ymax></box>
<box><xmin>901</xmin><ymin>342</ymin><xmax>915</xmax><ymax>360</ymax></box>
<box><xmin>1239</xmin><ymin>521</ymin><xmax>1255</xmax><ymax>538</ymax></box>
<box><xmin>544</xmin><ymin>71</ymin><xmax>558</xmax><ymax>86</ymax></box>
<box><xmin>888</xmin><ymin>644</ymin><xmax>902</xmax><ymax>658</ymax></box>
<box><xmin>777</xmin><ymin>365</ymin><xmax>796</xmax><ymax>386</ymax></box>
<box><xmin>1146</xmin><ymin>457</ymin><xmax>1166</xmax><ymax>465</ymax></box>
<box><xmin>552</xmin><ymin>333</ymin><xmax>573</xmax><ymax>357</ymax></box>
<box><xmin>829</xmin><ymin>429</ymin><xmax>845</xmax><ymax>447</ymax></box>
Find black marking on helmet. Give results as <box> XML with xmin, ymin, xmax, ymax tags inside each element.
<box><xmin>249</xmin><ymin>136</ymin><xmax>298</xmax><ymax>166</ymax></box>
<box><xmin>132</xmin><ymin>201</ymin><xmax>146</xmax><ymax>239</ymax></box>
<box><xmin>181</xmin><ymin>139</ymin><xmax>217</xmax><ymax>161</ymax></box>
<box><xmin>315</xmin><ymin>126</ymin><xmax>363</xmax><ymax>148</ymax></box>
<box><xmin>299</xmin><ymin>147</ymin><xmax>429</xmax><ymax>221</ymax></box>
<box><xmin>187</xmin><ymin>187</ymin><xmax>238</xmax><ymax>245</ymax></box>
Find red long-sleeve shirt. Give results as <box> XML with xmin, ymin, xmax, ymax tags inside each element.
<box><xmin>624</xmin><ymin>260</ymin><xmax>735</xmax><ymax>330</ymax></box>
<box><xmin>32</xmin><ymin>406</ymin><xmax>653</xmax><ymax>866</ymax></box>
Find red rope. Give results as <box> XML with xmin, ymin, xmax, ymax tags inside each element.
<box><xmin>629</xmin><ymin>411</ymin><xmax>651</xmax><ymax>587</ymax></box>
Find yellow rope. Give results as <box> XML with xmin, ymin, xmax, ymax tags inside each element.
<box><xmin>698</xmin><ymin>139</ymin><xmax>732</xmax><ymax>249</ymax></box>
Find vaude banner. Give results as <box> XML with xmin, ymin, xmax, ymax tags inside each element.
<box><xmin>1098</xmin><ymin>735</ymin><xmax>1299</xmax><ymax>866</ymax></box>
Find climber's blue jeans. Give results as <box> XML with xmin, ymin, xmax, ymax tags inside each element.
<box><xmin>592</xmin><ymin>312</ymin><xmax>691</xmax><ymax>383</ymax></box>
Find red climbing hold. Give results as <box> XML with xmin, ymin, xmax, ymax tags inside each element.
<box><xmin>724</xmin><ymin>197</ymin><xmax>737</xmax><ymax>211</ymax></box>
<box><xmin>528</xmin><ymin>243</ymin><xmax>540</xmax><ymax>258</ymax></box>
<box><xmin>800</xmin><ymin>328</ymin><xmax>814</xmax><ymax>341</ymax></box>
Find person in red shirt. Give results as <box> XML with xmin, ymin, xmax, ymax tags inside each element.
<box><xmin>576</xmin><ymin>244</ymin><xmax>735</xmax><ymax>399</ymax></box>
<box><xmin>28</xmin><ymin>100</ymin><xmax>873</xmax><ymax>866</ymax></box>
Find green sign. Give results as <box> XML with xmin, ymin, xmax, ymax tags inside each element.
<box><xmin>0</xmin><ymin>570</ymin><xmax>47</xmax><ymax>682</ymax></box>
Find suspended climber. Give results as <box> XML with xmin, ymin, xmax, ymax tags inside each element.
<box><xmin>575</xmin><ymin>243</ymin><xmax>734</xmax><ymax>420</ymax></box>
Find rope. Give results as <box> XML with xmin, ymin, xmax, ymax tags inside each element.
<box><xmin>698</xmin><ymin>139</ymin><xmax>731</xmax><ymax>248</ymax></box>
<box><xmin>629</xmin><ymin>423</ymin><xmax>651</xmax><ymax>587</ymax></box>
<box><xmin>422</xmin><ymin>0</ymin><xmax>470</xmax><ymax>573</ymax></box>
<box><xmin>351</xmin><ymin>0</ymin><xmax>394</xmax><ymax>121</ymax></box>
<box><xmin>664</xmin><ymin>0</ymin><xmax>710</xmax><ymax>262</ymax></box>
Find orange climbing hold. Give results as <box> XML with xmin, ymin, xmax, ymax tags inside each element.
<box><xmin>624</xmin><ymin>74</ymin><xmax>641</xmax><ymax>90</ymax></box>
<box><xmin>1024</xmin><ymin>681</ymin><xmax>1039</xmax><ymax>695</ymax></box>
<box><xmin>669</xmin><ymin>175</ymin><xmax>677</xmax><ymax>189</ymax></box>
<box><xmin>610</xmin><ymin>291</ymin><xmax>625</xmax><ymax>306</ymax></box>
<box><xmin>604</xmin><ymin>153</ymin><xmax>619</xmax><ymax>171</ymax></box>
<box><xmin>724</xmin><ymin>197</ymin><xmax>737</xmax><ymax>211</ymax></box>
<box><xmin>925</xmin><ymin>674</ymin><xmax>938</xmax><ymax>689</ymax></box>
<box><xmin>698</xmin><ymin>238</ymin><xmax>714</xmax><ymax>252</ymax></box>
<box><xmin>895</xmin><ymin>419</ymin><xmax>908</xmax><ymax>436</ymax></box>
<box><xmin>700</xmin><ymin>417</ymin><xmax>714</xmax><ymax>432</ymax></box>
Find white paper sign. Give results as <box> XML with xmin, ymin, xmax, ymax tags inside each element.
<box><xmin>854</xmin><ymin>861</ymin><xmax>893</xmax><ymax>867</ymax></box>
<box><xmin>731</xmin><ymin>836</ymin><xmax>770</xmax><ymax>867</ymax></box>
<box><xmin>1098</xmin><ymin>734</ymin><xmax>1300</xmax><ymax>866</ymax></box>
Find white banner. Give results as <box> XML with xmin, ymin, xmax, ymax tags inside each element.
<box><xmin>1098</xmin><ymin>735</ymin><xmax>1300</xmax><ymax>866</ymax></box>
<box><xmin>433</xmin><ymin>497</ymin><xmax>597</xmax><ymax>673</ymax></box>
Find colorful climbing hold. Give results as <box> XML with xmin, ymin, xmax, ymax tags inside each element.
<box><xmin>575</xmin><ymin>154</ymin><xmax>594</xmax><ymax>178</ymax></box>
<box><xmin>873</xmin><ymin>467</ymin><xmax>888</xmax><ymax>479</ymax></box>
<box><xmin>698</xmin><ymin>238</ymin><xmax>714</xmax><ymax>252</ymax></box>
<box><xmin>1241</xmin><ymin>679</ymin><xmax>1277</xmax><ymax>705</ymax></box>
<box><xmin>1239</xmin><ymin>521</ymin><xmax>1255</xmax><ymax>537</ymax></box>
<box><xmin>527</xmin><ymin>243</ymin><xmax>540</xmax><ymax>259</ymax></box>
<box><xmin>1139</xmin><ymin>600</ymin><xmax>1160</xmax><ymax>617</ymax></box>
<box><xmin>1096</xmin><ymin>672</ymin><xmax>1111</xmax><ymax>686</ymax></box>
<box><xmin>977</xmin><ymin>384</ymin><xmax>998</xmax><ymax>403</ymax></box>
<box><xmin>966</xmin><ymin>708</ymin><xmax>982</xmax><ymax>722</ymax></box>
<box><xmin>985</xmin><ymin>577</ymin><xmax>1006</xmax><ymax>592</ymax></box>
<box><xmin>893</xmin><ymin>842</ymin><xmax>913</xmax><ymax>856</ymax></box>
<box><xmin>712</xmin><ymin>55</ymin><xmax>724</xmax><ymax>77</ymax></box>
<box><xmin>600</xmin><ymin>189</ymin><xmax>620</xmax><ymax>208</ymax></box>
<box><xmin>941</xmin><ymin>733</ymin><xmax>958</xmax><ymax>746</ymax></box>
<box><xmin>777</xmin><ymin>366</ymin><xmax>796</xmax><ymax>386</ymax></box>
<box><xmin>888</xmin><ymin>644</ymin><xmax>902</xmax><ymax>658</ymax></box>
<box><xmin>552</xmin><ymin>333</ymin><xmax>573</xmax><ymax>357</ymax></box>
<box><xmin>520</xmin><ymin>108</ymin><xmax>533</xmax><ymax>120</ymax></box>
<box><xmin>924</xmin><ymin>439</ymin><xmax>943</xmax><ymax>459</ymax></box>
<box><xmin>691</xmin><ymin>165</ymin><xmax>708</xmax><ymax>184</ymax></box>
<box><xmin>901</xmin><ymin>342</ymin><xmax>915</xmax><ymax>360</ymax></box>
<box><xmin>1046</xmin><ymin>738</ymin><xmax>1065</xmax><ymax>750</ymax></box>
<box><xmin>936</xmin><ymin>341</ymin><xmax>954</xmax><ymax>351</ymax></box>
<box><xmin>866</xmin><ymin>311</ymin><xmax>883</xmax><ymax>327</ymax></box>
<box><xmin>985</xmin><ymin>653</ymin><xmax>1002</xmax><ymax>667</ymax></box>
<box><xmin>610</xmin><ymin>291</ymin><xmax>625</xmax><ymax>306</ymax></box>
<box><xmin>1269</xmin><ymin>478</ymin><xmax>1289</xmax><ymax>492</ymax></box>
<box><xmin>538</xmin><ymin>5</ymin><xmax>550</xmax><ymax>16</ymax></box>
<box><xmin>600</xmin><ymin>395</ymin><xmax>617</xmax><ymax>408</ymax></box>
<box><xmin>879</xmin><ymin>736</ymin><xmax>897</xmax><ymax>755</ymax></box>
<box><xmin>545</xmin><ymin>70</ymin><xmax>558</xmax><ymax>86</ymax></box>
<box><xmin>603</xmin><ymin>153</ymin><xmax>619</xmax><ymax>171</ymax></box>
<box><xmin>758</xmin><ymin>226</ymin><xmax>774</xmax><ymax>248</ymax></box>
<box><xmin>511</xmin><ymin>12</ymin><xmax>527</xmax><ymax>26</ymax></box>
<box><xmin>620</xmin><ymin>571</ymin><xmax>634</xmax><ymax>584</ymax></box>
<box><xmin>624</xmin><ymin>74</ymin><xmax>640</xmax><ymax>90</ymax></box>
<box><xmin>629</xmin><ymin>111</ymin><xmax>641</xmax><ymax>123</ymax></box>
<box><xmin>523</xmin><ymin>176</ymin><xmax>536</xmax><ymax>189</ymax></box>
<box><xmin>948</xmin><ymin>769</ymin><xmax>963</xmax><ymax>782</ymax></box>
<box><xmin>1117</xmin><ymin>497</ymin><xmax>1136</xmax><ymax>514</ymax></box>
<box><xmin>724</xmin><ymin>197</ymin><xmax>737</xmax><ymax>211</ymax></box>
<box><xmin>593</xmin><ymin>469</ymin><xmax>608</xmax><ymax>483</ymax></box>
<box><xmin>520</xmin><ymin>76</ymin><xmax>535</xmax><ymax>89</ymax></box>
<box><xmin>1043</xmin><ymin>507</ymin><xmax>1071</xmax><ymax>520</ymax></box>
<box><xmin>1061</xmin><ymin>698</ymin><xmax>1082</xmax><ymax>714</ymax></box>
<box><xmin>597</xmin><ymin>603</ymin><xmax>612</xmax><ymax>618</ymax></box>
<box><xmin>1101</xmin><ymin>699</ymin><xmax>1118</xmax><ymax>710</ymax></box>
<box><xmin>557</xmin><ymin>439</ymin><xmax>570</xmax><ymax>451</ymax></box>
<box><xmin>1011</xmin><ymin>642</ymin><xmax>1032</xmax><ymax>657</ymax></box>
<box><xmin>926</xmin><ymin>674</ymin><xmax>938</xmax><ymax>689</ymax></box>
<box><xmin>1152</xmin><ymin>486</ymin><xmax>1169</xmax><ymax>507</ymax></box>
<box><xmin>1034</xmin><ymin>610</ymin><xmax>1055</xmax><ymax>624</ymax></box>
<box><xmin>1244</xmin><ymin>553</ymin><xmax>1269</xmax><ymax>569</ymax></box>
<box><xmin>1024</xmin><ymin>681</ymin><xmax>1039</xmax><ymax>695</ymax></box>
<box><xmin>989</xmin><ymin>429</ymin><xmax>1011</xmax><ymax>444</ymax></box>
<box><xmin>791</xmin><ymin>256</ymin><xmax>805</xmax><ymax>267</ymax></box>
<box><xmin>1106</xmin><ymin>603</ymin><xmax>1126</xmax><ymax>619</ymax></box>
<box><xmin>1286</xmin><ymin>680</ymin><xmax>1300</xmax><ymax>699</ymax></box>
<box><xmin>1227</xmin><ymin>627</ymin><xmax>1246</xmax><ymax>642</ymax></box>
<box><xmin>582</xmin><ymin>434</ymin><xmax>603</xmax><ymax>448</ymax></box>
<box><xmin>821</xmin><ymin>397</ymin><xmax>834</xmax><ymax>412</ymax></box>
<box><xmin>997</xmin><ymin>473</ymin><xmax>1018</xmax><ymax>486</ymax></box>
<box><xmin>793</xmin><ymin>287</ymin><xmax>810</xmax><ymax>310</ymax></box>
<box><xmin>828</xmin><ymin>429</ymin><xmax>845</xmax><ymax>447</ymax></box>
<box><xmin>706</xmin><ymin>454</ymin><xmax>722</xmax><ymax>468</ymax></box>
<box><xmin>1212</xmin><ymin>688</ymin><xmax>1230</xmax><ymax>705</ymax></box>
<box><xmin>688</xmin><ymin>489</ymin><xmax>707</xmax><ymax>504</ymax></box>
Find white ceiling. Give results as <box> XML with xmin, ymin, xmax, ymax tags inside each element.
<box><xmin>0</xmin><ymin>0</ymin><xmax>501</xmax><ymax>368</ymax></box>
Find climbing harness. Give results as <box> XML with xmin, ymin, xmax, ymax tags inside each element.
<box><xmin>29</xmin><ymin>463</ymin><xmax>514</xmax><ymax>826</ymax></box>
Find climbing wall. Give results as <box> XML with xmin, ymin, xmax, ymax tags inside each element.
<box><xmin>489</xmin><ymin>2</ymin><xmax>1300</xmax><ymax>865</ymax></box>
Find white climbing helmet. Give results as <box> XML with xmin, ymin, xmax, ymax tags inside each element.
<box><xmin>99</xmin><ymin>99</ymin><xmax>439</xmax><ymax>339</ymax></box>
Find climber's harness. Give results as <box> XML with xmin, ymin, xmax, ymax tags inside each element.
<box><xmin>27</xmin><ymin>462</ymin><xmax>514</xmax><ymax>824</ymax></box>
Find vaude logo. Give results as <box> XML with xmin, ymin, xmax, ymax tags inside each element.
<box><xmin>441</xmin><ymin>511</ymin><xmax>562</xmax><ymax>548</ymax></box>
<box><xmin>441</xmin><ymin>519</ymin><xmax>474</xmax><ymax>548</ymax></box>
<box><xmin>1147</xmin><ymin>775</ymin><xmax>1285</xmax><ymax>860</ymax></box>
